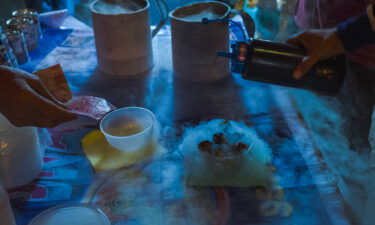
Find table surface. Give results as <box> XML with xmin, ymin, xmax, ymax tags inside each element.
<box><xmin>10</xmin><ymin>16</ymin><xmax>352</xmax><ymax>225</ymax></box>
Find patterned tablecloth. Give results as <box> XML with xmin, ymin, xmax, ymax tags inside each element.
<box><xmin>9</xmin><ymin>14</ymin><xmax>352</xmax><ymax>225</ymax></box>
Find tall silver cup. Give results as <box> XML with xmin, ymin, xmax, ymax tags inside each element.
<box><xmin>91</xmin><ymin>0</ymin><xmax>154</xmax><ymax>76</ymax></box>
<box><xmin>170</xmin><ymin>1</ymin><xmax>255</xmax><ymax>82</ymax></box>
<box><xmin>170</xmin><ymin>1</ymin><xmax>231</xmax><ymax>82</ymax></box>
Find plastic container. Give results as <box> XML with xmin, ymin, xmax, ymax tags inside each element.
<box><xmin>199</xmin><ymin>149</ymin><xmax>249</xmax><ymax>177</ymax></box>
<box><xmin>180</xmin><ymin>120</ymin><xmax>273</xmax><ymax>187</ymax></box>
<box><xmin>0</xmin><ymin>114</ymin><xmax>43</xmax><ymax>189</ymax></box>
<box><xmin>100</xmin><ymin>107</ymin><xmax>155</xmax><ymax>152</ymax></box>
<box><xmin>28</xmin><ymin>204</ymin><xmax>110</xmax><ymax>225</ymax></box>
<box><xmin>0</xmin><ymin>185</ymin><xmax>16</xmax><ymax>225</ymax></box>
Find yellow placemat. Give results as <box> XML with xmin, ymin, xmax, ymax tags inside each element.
<box><xmin>82</xmin><ymin>130</ymin><xmax>165</xmax><ymax>172</ymax></box>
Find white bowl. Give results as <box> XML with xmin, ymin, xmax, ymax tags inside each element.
<box><xmin>100</xmin><ymin>107</ymin><xmax>155</xmax><ymax>152</ymax></box>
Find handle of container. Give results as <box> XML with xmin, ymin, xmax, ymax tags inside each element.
<box><xmin>201</xmin><ymin>9</ymin><xmax>256</xmax><ymax>41</ymax></box>
<box><xmin>151</xmin><ymin>0</ymin><xmax>169</xmax><ymax>38</ymax></box>
<box><xmin>229</xmin><ymin>9</ymin><xmax>256</xmax><ymax>39</ymax></box>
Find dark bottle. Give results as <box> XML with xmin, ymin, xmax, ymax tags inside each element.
<box><xmin>218</xmin><ymin>39</ymin><xmax>347</xmax><ymax>95</ymax></box>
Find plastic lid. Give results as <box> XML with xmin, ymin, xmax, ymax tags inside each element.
<box><xmin>28</xmin><ymin>204</ymin><xmax>111</xmax><ymax>225</ymax></box>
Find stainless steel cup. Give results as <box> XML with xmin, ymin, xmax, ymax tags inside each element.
<box><xmin>91</xmin><ymin>0</ymin><xmax>155</xmax><ymax>76</ymax></box>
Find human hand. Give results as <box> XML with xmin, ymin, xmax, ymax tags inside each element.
<box><xmin>0</xmin><ymin>66</ymin><xmax>77</xmax><ymax>127</ymax></box>
<box><xmin>286</xmin><ymin>28</ymin><xmax>345</xmax><ymax>79</ymax></box>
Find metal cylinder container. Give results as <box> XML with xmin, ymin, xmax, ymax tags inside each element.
<box><xmin>6</xmin><ymin>18</ymin><xmax>38</xmax><ymax>51</ymax></box>
<box><xmin>170</xmin><ymin>1</ymin><xmax>231</xmax><ymax>82</ymax></box>
<box><xmin>5</xmin><ymin>28</ymin><xmax>29</xmax><ymax>64</ymax></box>
<box><xmin>12</xmin><ymin>9</ymin><xmax>42</xmax><ymax>40</ymax></box>
<box><xmin>0</xmin><ymin>28</ymin><xmax>18</xmax><ymax>67</ymax></box>
<box><xmin>91</xmin><ymin>0</ymin><xmax>154</xmax><ymax>76</ymax></box>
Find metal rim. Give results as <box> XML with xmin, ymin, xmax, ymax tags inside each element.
<box><xmin>169</xmin><ymin>1</ymin><xmax>231</xmax><ymax>22</ymax></box>
<box><xmin>90</xmin><ymin>0</ymin><xmax>150</xmax><ymax>16</ymax></box>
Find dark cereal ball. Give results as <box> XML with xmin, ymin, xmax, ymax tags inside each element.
<box><xmin>213</xmin><ymin>133</ymin><xmax>226</xmax><ymax>144</ymax></box>
<box><xmin>259</xmin><ymin>201</ymin><xmax>279</xmax><ymax>217</ymax></box>
<box><xmin>198</xmin><ymin>141</ymin><xmax>213</xmax><ymax>153</ymax></box>
<box><xmin>219</xmin><ymin>120</ymin><xmax>231</xmax><ymax>131</ymax></box>
<box><xmin>219</xmin><ymin>120</ymin><xmax>230</xmax><ymax>126</ymax></box>
<box><xmin>234</xmin><ymin>142</ymin><xmax>249</xmax><ymax>153</ymax></box>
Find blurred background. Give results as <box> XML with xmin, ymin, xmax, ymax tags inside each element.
<box><xmin>0</xmin><ymin>0</ymin><xmax>298</xmax><ymax>41</ymax></box>
<box><xmin>1</xmin><ymin>1</ymin><xmax>374</xmax><ymax>224</ymax></box>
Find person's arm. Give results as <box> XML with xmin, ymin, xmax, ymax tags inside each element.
<box><xmin>287</xmin><ymin>4</ymin><xmax>375</xmax><ymax>79</ymax></box>
<box><xmin>336</xmin><ymin>4</ymin><xmax>375</xmax><ymax>54</ymax></box>
<box><xmin>0</xmin><ymin>66</ymin><xmax>77</xmax><ymax>127</ymax></box>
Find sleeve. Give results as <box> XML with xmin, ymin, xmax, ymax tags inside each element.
<box><xmin>368</xmin><ymin>4</ymin><xmax>375</xmax><ymax>31</ymax></box>
<box><xmin>336</xmin><ymin>4</ymin><xmax>375</xmax><ymax>54</ymax></box>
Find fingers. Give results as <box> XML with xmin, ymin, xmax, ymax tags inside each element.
<box><xmin>286</xmin><ymin>36</ymin><xmax>301</xmax><ymax>45</ymax></box>
<box><xmin>0</xmin><ymin>68</ymin><xmax>77</xmax><ymax>128</ymax></box>
<box><xmin>286</xmin><ymin>32</ymin><xmax>320</xmax><ymax>79</ymax></box>
<box><xmin>286</xmin><ymin>31</ymin><xmax>310</xmax><ymax>45</ymax></box>
<box><xmin>26</xmin><ymin>76</ymin><xmax>68</xmax><ymax>109</ymax></box>
<box><xmin>293</xmin><ymin>56</ymin><xmax>318</xmax><ymax>80</ymax></box>
<box><xmin>23</xmin><ymin>86</ymin><xmax>78</xmax><ymax>127</ymax></box>
<box><xmin>7</xmin><ymin>69</ymin><xmax>61</xmax><ymax>106</ymax></box>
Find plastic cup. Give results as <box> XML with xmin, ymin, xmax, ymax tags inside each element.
<box><xmin>100</xmin><ymin>107</ymin><xmax>155</xmax><ymax>152</ymax></box>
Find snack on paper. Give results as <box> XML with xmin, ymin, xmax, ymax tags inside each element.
<box><xmin>34</xmin><ymin>64</ymin><xmax>114</xmax><ymax>120</ymax></box>
<box><xmin>34</xmin><ymin>64</ymin><xmax>72</xmax><ymax>102</ymax></box>
<box><xmin>66</xmin><ymin>96</ymin><xmax>113</xmax><ymax>120</ymax></box>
